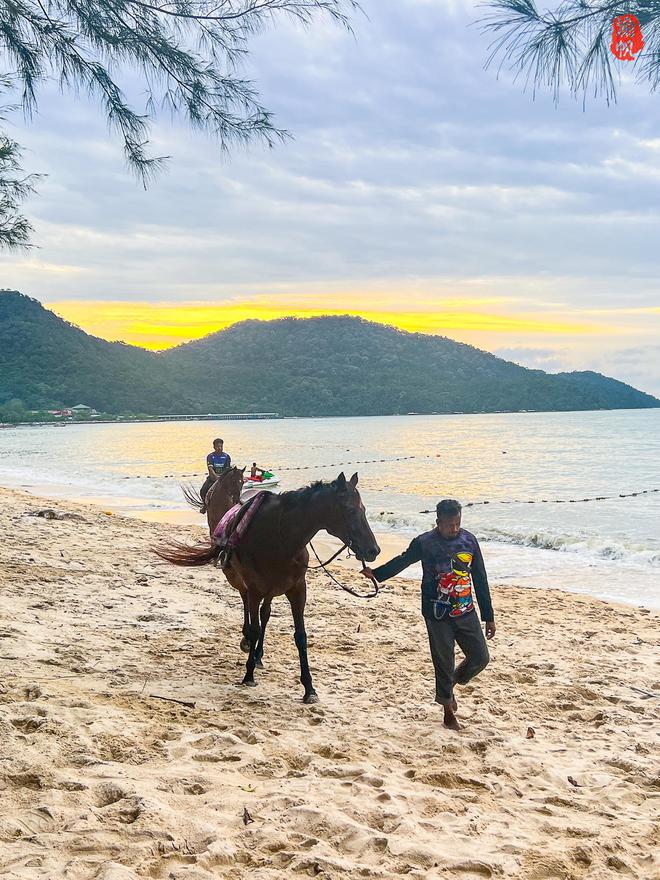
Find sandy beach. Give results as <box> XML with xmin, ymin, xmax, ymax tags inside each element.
<box><xmin>0</xmin><ymin>485</ymin><xmax>658</xmax><ymax>880</ymax></box>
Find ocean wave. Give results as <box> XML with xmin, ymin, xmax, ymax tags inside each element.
<box><xmin>478</xmin><ymin>527</ymin><xmax>660</xmax><ymax>567</ymax></box>
<box><xmin>372</xmin><ymin>511</ymin><xmax>660</xmax><ymax>568</ymax></box>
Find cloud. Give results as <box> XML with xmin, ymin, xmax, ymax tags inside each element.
<box><xmin>493</xmin><ymin>347</ymin><xmax>569</xmax><ymax>373</ymax></box>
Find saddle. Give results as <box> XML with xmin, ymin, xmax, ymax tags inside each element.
<box><xmin>213</xmin><ymin>491</ymin><xmax>269</xmax><ymax>567</ymax></box>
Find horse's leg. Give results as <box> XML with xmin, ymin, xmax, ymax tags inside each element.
<box><xmin>240</xmin><ymin>590</ymin><xmax>250</xmax><ymax>653</ymax></box>
<box><xmin>287</xmin><ymin>580</ymin><xmax>318</xmax><ymax>704</ymax></box>
<box><xmin>222</xmin><ymin>564</ymin><xmax>251</xmax><ymax>654</ymax></box>
<box><xmin>242</xmin><ymin>589</ymin><xmax>261</xmax><ymax>687</ymax></box>
<box><xmin>255</xmin><ymin>598</ymin><xmax>272</xmax><ymax>668</ymax></box>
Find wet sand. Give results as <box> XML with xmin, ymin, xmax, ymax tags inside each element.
<box><xmin>0</xmin><ymin>486</ymin><xmax>658</xmax><ymax>879</ymax></box>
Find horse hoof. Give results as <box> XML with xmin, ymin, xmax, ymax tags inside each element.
<box><xmin>240</xmin><ymin>638</ymin><xmax>250</xmax><ymax>653</ymax></box>
<box><xmin>255</xmin><ymin>659</ymin><xmax>264</xmax><ymax>669</ymax></box>
<box><xmin>303</xmin><ymin>692</ymin><xmax>319</xmax><ymax>704</ymax></box>
<box><xmin>242</xmin><ymin>679</ymin><xmax>257</xmax><ymax>688</ymax></box>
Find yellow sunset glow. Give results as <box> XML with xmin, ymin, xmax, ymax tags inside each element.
<box><xmin>47</xmin><ymin>299</ymin><xmax>604</xmax><ymax>351</ymax></box>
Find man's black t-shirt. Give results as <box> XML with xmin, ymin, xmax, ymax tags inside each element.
<box><xmin>372</xmin><ymin>528</ymin><xmax>494</xmax><ymax>622</ymax></box>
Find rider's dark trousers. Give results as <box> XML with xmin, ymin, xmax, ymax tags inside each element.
<box><xmin>424</xmin><ymin>609</ymin><xmax>489</xmax><ymax>706</ymax></box>
<box><xmin>200</xmin><ymin>475</ymin><xmax>215</xmax><ymax>503</ymax></box>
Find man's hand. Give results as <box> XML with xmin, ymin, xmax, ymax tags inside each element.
<box><xmin>361</xmin><ymin>567</ymin><xmax>374</xmax><ymax>580</ymax></box>
<box><xmin>485</xmin><ymin>621</ymin><xmax>496</xmax><ymax>640</ymax></box>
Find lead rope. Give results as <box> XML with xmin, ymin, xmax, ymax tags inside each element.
<box><xmin>308</xmin><ymin>541</ymin><xmax>381</xmax><ymax>599</ymax></box>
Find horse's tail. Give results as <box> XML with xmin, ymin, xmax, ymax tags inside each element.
<box><xmin>154</xmin><ymin>539</ymin><xmax>221</xmax><ymax>567</ymax></box>
<box><xmin>181</xmin><ymin>483</ymin><xmax>204</xmax><ymax>512</ymax></box>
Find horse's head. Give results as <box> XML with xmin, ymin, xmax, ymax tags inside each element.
<box><xmin>327</xmin><ymin>472</ymin><xmax>380</xmax><ymax>563</ymax></box>
<box><xmin>226</xmin><ymin>466</ymin><xmax>246</xmax><ymax>504</ymax></box>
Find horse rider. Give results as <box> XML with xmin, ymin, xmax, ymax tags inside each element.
<box><xmin>200</xmin><ymin>438</ymin><xmax>232</xmax><ymax>513</ymax></box>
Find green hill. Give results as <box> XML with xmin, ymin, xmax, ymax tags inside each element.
<box><xmin>165</xmin><ymin>316</ymin><xmax>659</xmax><ymax>416</ymax></box>
<box><xmin>0</xmin><ymin>290</ymin><xmax>189</xmax><ymax>414</ymax></box>
<box><xmin>0</xmin><ymin>290</ymin><xmax>657</xmax><ymax>418</ymax></box>
<box><xmin>555</xmin><ymin>370</ymin><xmax>658</xmax><ymax>410</ymax></box>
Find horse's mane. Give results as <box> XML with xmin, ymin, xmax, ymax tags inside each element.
<box><xmin>278</xmin><ymin>480</ymin><xmax>335</xmax><ymax>509</ymax></box>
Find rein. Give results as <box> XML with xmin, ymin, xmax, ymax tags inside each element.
<box><xmin>308</xmin><ymin>541</ymin><xmax>381</xmax><ymax>600</ymax></box>
<box><xmin>272</xmin><ymin>489</ymin><xmax>382</xmax><ymax>601</ymax></box>
<box><xmin>306</xmin><ymin>542</ymin><xmax>348</xmax><ymax>569</ymax></box>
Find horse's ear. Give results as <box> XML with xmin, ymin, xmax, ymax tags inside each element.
<box><xmin>349</xmin><ymin>472</ymin><xmax>358</xmax><ymax>487</ymax></box>
<box><xmin>240</xmin><ymin>466</ymin><xmax>246</xmax><ymax>475</ymax></box>
<box><xmin>335</xmin><ymin>472</ymin><xmax>347</xmax><ymax>492</ymax></box>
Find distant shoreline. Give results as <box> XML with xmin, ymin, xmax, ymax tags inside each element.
<box><xmin>2</xmin><ymin>404</ymin><xmax>659</xmax><ymax>430</ymax></box>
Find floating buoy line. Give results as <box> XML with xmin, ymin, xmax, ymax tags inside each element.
<box><xmin>119</xmin><ymin>454</ymin><xmax>659</xmax><ymax>511</ymax></box>
<box><xmin>409</xmin><ymin>488</ymin><xmax>660</xmax><ymax>515</ymax></box>
<box><xmin>136</xmin><ymin>454</ymin><xmax>437</xmax><ymax>480</ymax></box>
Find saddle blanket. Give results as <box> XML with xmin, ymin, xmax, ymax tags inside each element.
<box><xmin>213</xmin><ymin>491</ymin><xmax>268</xmax><ymax>549</ymax></box>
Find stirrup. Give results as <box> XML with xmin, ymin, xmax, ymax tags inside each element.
<box><xmin>216</xmin><ymin>545</ymin><xmax>232</xmax><ymax>568</ymax></box>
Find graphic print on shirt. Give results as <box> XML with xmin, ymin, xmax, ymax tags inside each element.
<box><xmin>208</xmin><ymin>451</ymin><xmax>230</xmax><ymax>474</ymax></box>
<box><xmin>436</xmin><ymin>551</ymin><xmax>474</xmax><ymax>617</ymax></box>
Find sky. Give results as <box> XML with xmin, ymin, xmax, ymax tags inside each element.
<box><xmin>3</xmin><ymin>0</ymin><xmax>660</xmax><ymax>395</ymax></box>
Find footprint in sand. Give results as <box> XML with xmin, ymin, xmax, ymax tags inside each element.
<box><xmin>184</xmin><ymin>781</ymin><xmax>210</xmax><ymax>795</ymax></box>
<box><xmin>416</xmin><ymin>770</ymin><xmax>491</xmax><ymax>791</ymax></box>
<box><xmin>282</xmin><ymin>751</ymin><xmax>313</xmax><ymax>771</ymax></box>
<box><xmin>94</xmin><ymin>861</ymin><xmax>141</xmax><ymax>880</ymax></box>
<box><xmin>95</xmin><ymin>782</ymin><xmax>131</xmax><ymax>807</ymax></box>
<box><xmin>446</xmin><ymin>859</ymin><xmax>494</xmax><ymax>877</ymax></box>
<box><xmin>56</xmin><ymin>779</ymin><xmax>88</xmax><ymax>791</ymax></box>
<box><xmin>8</xmin><ymin>771</ymin><xmax>50</xmax><ymax>791</ymax></box>
<box><xmin>232</xmin><ymin>726</ymin><xmax>264</xmax><ymax>745</ymax></box>
<box><xmin>155</xmin><ymin>776</ymin><xmax>211</xmax><ymax>795</ymax></box>
<box><xmin>94</xmin><ymin>785</ymin><xmax>144</xmax><ymax>825</ymax></box>
<box><xmin>107</xmin><ymin>798</ymin><xmax>143</xmax><ymax>825</ymax></box>
<box><xmin>315</xmin><ymin>744</ymin><xmax>349</xmax><ymax>760</ymax></box>
<box><xmin>10</xmin><ymin>715</ymin><xmax>48</xmax><ymax>733</ymax></box>
<box><xmin>318</xmin><ymin>763</ymin><xmax>368</xmax><ymax>780</ymax></box>
<box><xmin>193</xmin><ymin>751</ymin><xmax>242</xmax><ymax>763</ymax></box>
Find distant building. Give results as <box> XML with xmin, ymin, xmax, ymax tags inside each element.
<box><xmin>71</xmin><ymin>403</ymin><xmax>92</xmax><ymax>412</ymax></box>
<box><xmin>48</xmin><ymin>408</ymin><xmax>73</xmax><ymax>418</ymax></box>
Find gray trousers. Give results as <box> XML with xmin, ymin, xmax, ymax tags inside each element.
<box><xmin>424</xmin><ymin>610</ymin><xmax>489</xmax><ymax>706</ymax></box>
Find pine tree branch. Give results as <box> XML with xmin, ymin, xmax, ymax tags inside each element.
<box><xmin>479</xmin><ymin>0</ymin><xmax>660</xmax><ymax>102</ymax></box>
<box><xmin>0</xmin><ymin>0</ymin><xmax>361</xmax><ymax>246</ymax></box>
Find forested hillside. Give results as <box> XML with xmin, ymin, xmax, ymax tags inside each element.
<box><xmin>1</xmin><ymin>291</ymin><xmax>657</xmax><ymax>419</ymax></box>
<box><xmin>0</xmin><ymin>291</ymin><xmax>189</xmax><ymax>414</ymax></box>
<box><xmin>165</xmin><ymin>316</ymin><xmax>659</xmax><ymax>416</ymax></box>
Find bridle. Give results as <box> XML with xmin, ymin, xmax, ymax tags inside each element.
<box><xmin>272</xmin><ymin>484</ymin><xmax>382</xmax><ymax>600</ymax></box>
<box><xmin>306</xmin><ymin>493</ymin><xmax>381</xmax><ymax>598</ymax></box>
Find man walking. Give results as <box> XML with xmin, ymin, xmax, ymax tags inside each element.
<box><xmin>362</xmin><ymin>499</ymin><xmax>495</xmax><ymax>730</ymax></box>
<box><xmin>200</xmin><ymin>438</ymin><xmax>232</xmax><ymax>514</ymax></box>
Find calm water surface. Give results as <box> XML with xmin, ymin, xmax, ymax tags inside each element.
<box><xmin>1</xmin><ymin>411</ymin><xmax>658</xmax><ymax>608</ymax></box>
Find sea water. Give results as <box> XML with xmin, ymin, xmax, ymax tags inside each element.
<box><xmin>1</xmin><ymin>410</ymin><xmax>658</xmax><ymax>608</ymax></box>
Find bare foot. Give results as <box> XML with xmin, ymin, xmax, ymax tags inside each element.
<box><xmin>443</xmin><ymin>707</ymin><xmax>461</xmax><ymax>731</ymax></box>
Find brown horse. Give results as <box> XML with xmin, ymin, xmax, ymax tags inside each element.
<box><xmin>182</xmin><ymin>466</ymin><xmax>245</xmax><ymax>535</ymax></box>
<box><xmin>156</xmin><ymin>472</ymin><xmax>380</xmax><ymax>703</ymax></box>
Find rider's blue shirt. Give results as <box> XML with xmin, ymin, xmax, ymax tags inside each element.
<box><xmin>207</xmin><ymin>451</ymin><xmax>231</xmax><ymax>474</ymax></box>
